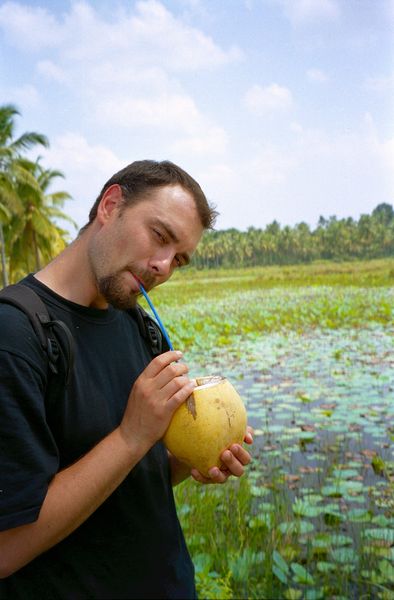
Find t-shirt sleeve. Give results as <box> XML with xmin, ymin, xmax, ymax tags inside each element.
<box><xmin>0</xmin><ymin>305</ymin><xmax>60</xmax><ymax>531</ymax></box>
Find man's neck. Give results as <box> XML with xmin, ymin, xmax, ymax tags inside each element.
<box><xmin>34</xmin><ymin>234</ymin><xmax>106</xmax><ymax>309</ymax></box>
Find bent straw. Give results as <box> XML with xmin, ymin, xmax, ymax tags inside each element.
<box><xmin>139</xmin><ymin>283</ymin><xmax>174</xmax><ymax>351</ymax></box>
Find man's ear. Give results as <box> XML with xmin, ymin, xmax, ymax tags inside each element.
<box><xmin>96</xmin><ymin>184</ymin><xmax>123</xmax><ymax>224</ymax></box>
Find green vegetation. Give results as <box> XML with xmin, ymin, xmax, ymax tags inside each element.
<box><xmin>147</xmin><ymin>259</ymin><xmax>394</xmax><ymax>353</ymax></box>
<box><xmin>0</xmin><ymin>104</ymin><xmax>75</xmax><ymax>286</ymax></box>
<box><xmin>193</xmin><ymin>205</ymin><xmax>394</xmax><ymax>268</ymax></box>
<box><xmin>144</xmin><ymin>261</ymin><xmax>394</xmax><ymax>599</ymax></box>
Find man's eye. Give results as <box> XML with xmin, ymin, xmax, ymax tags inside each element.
<box><xmin>154</xmin><ymin>229</ymin><xmax>165</xmax><ymax>243</ymax></box>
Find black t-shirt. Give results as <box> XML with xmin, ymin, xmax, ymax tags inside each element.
<box><xmin>0</xmin><ymin>275</ymin><xmax>195</xmax><ymax>599</ymax></box>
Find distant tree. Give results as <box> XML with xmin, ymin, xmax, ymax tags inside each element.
<box><xmin>372</xmin><ymin>203</ymin><xmax>394</xmax><ymax>226</ymax></box>
<box><xmin>192</xmin><ymin>203</ymin><xmax>394</xmax><ymax>269</ymax></box>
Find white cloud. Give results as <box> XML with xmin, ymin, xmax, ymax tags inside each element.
<box><xmin>0</xmin><ymin>1</ymin><xmax>235</xmax><ymax>161</ymax></box>
<box><xmin>0</xmin><ymin>1</ymin><xmax>63</xmax><ymax>50</ymax></box>
<box><xmin>37</xmin><ymin>60</ymin><xmax>68</xmax><ymax>84</ymax></box>
<box><xmin>95</xmin><ymin>93</ymin><xmax>201</xmax><ymax>132</ymax></box>
<box><xmin>128</xmin><ymin>0</ymin><xmax>242</xmax><ymax>70</ymax></box>
<box><xmin>42</xmin><ymin>133</ymin><xmax>125</xmax><ymax>229</ymax></box>
<box><xmin>246</xmin><ymin>146</ymin><xmax>298</xmax><ymax>186</ymax></box>
<box><xmin>0</xmin><ymin>1</ymin><xmax>241</xmax><ymax>70</ymax></box>
<box><xmin>170</xmin><ymin>126</ymin><xmax>228</xmax><ymax>155</ymax></box>
<box><xmin>45</xmin><ymin>133</ymin><xmax>123</xmax><ymax>173</ymax></box>
<box><xmin>307</xmin><ymin>68</ymin><xmax>329</xmax><ymax>83</ymax></box>
<box><xmin>276</xmin><ymin>0</ymin><xmax>340</xmax><ymax>25</ymax></box>
<box><xmin>243</xmin><ymin>83</ymin><xmax>293</xmax><ymax>116</ymax></box>
<box><xmin>95</xmin><ymin>91</ymin><xmax>229</xmax><ymax>156</ymax></box>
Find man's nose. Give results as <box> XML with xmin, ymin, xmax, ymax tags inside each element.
<box><xmin>149</xmin><ymin>251</ymin><xmax>174</xmax><ymax>277</ymax></box>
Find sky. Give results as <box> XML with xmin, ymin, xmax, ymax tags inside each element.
<box><xmin>0</xmin><ymin>0</ymin><xmax>393</xmax><ymax>235</ymax></box>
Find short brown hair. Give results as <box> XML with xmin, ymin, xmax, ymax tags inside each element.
<box><xmin>80</xmin><ymin>160</ymin><xmax>217</xmax><ymax>232</ymax></box>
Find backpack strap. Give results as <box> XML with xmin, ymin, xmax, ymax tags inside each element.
<box><xmin>0</xmin><ymin>283</ymin><xmax>75</xmax><ymax>385</ymax></box>
<box><xmin>129</xmin><ymin>304</ymin><xmax>170</xmax><ymax>356</ymax></box>
<box><xmin>0</xmin><ymin>285</ymin><xmax>167</xmax><ymax>383</ymax></box>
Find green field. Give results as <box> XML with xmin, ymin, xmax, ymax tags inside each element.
<box><xmin>142</xmin><ymin>259</ymin><xmax>394</xmax><ymax>600</ymax></box>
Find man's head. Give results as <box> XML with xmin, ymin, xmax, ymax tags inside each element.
<box><xmin>81</xmin><ymin>159</ymin><xmax>217</xmax><ymax>233</ymax></box>
<box><xmin>84</xmin><ymin>160</ymin><xmax>217</xmax><ymax>310</ymax></box>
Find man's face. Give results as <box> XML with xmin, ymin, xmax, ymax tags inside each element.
<box><xmin>88</xmin><ymin>184</ymin><xmax>204</xmax><ymax>309</ymax></box>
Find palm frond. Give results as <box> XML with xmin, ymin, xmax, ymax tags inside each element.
<box><xmin>10</xmin><ymin>132</ymin><xmax>49</xmax><ymax>153</ymax></box>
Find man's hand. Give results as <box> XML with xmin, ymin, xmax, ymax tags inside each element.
<box><xmin>119</xmin><ymin>350</ymin><xmax>196</xmax><ymax>453</ymax></box>
<box><xmin>191</xmin><ymin>426</ymin><xmax>253</xmax><ymax>484</ymax></box>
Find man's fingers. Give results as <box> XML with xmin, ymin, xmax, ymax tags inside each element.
<box><xmin>144</xmin><ymin>350</ymin><xmax>184</xmax><ymax>378</ymax></box>
<box><xmin>191</xmin><ymin>469</ymin><xmax>210</xmax><ymax>483</ymax></box>
<box><xmin>155</xmin><ymin>361</ymin><xmax>189</xmax><ymax>389</ymax></box>
<box><xmin>165</xmin><ymin>380</ymin><xmax>196</xmax><ymax>413</ymax></box>
<box><xmin>218</xmin><ymin>445</ymin><xmax>252</xmax><ymax>477</ymax></box>
<box><xmin>218</xmin><ymin>450</ymin><xmax>244</xmax><ymax>477</ymax></box>
<box><xmin>191</xmin><ymin>468</ymin><xmax>229</xmax><ymax>485</ymax></box>
<box><xmin>229</xmin><ymin>444</ymin><xmax>252</xmax><ymax>466</ymax></box>
<box><xmin>161</xmin><ymin>375</ymin><xmax>191</xmax><ymax>399</ymax></box>
<box><xmin>244</xmin><ymin>426</ymin><xmax>254</xmax><ymax>445</ymax></box>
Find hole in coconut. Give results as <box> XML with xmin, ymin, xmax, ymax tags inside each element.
<box><xmin>186</xmin><ymin>376</ymin><xmax>224</xmax><ymax>419</ymax></box>
<box><xmin>195</xmin><ymin>375</ymin><xmax>224</xmax><ymax>390</ymax></box>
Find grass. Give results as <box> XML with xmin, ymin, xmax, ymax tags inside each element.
<box><xmin>163</xmin><ymin>257</ymin><xmax>394</xmax><ymax>289</ymax></box>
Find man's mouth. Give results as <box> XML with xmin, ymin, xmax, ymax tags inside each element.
<box><xmin>131</xmin><ymin>272</ymin><xmax>152</xmax><ymax>291</ymax></box>
<box><xmin>130</xmin><ymin>271</ymin><xmax>155</xmax><ymax>292</ymax></box>
<box><xmin>131</xmin><ymin>273</ymin><xmax>142</xmax><ymax>286</ymax></box>
<box><xmin>129</xmin><ymin>273</ymin><xmax>143</xmax><ymax>292</ymax></box>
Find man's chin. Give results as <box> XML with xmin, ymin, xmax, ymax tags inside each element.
<box><xmin>108</xmin><ymin>293</ymin><xmax>138</xmax><ymax>311</ymax></box>
<box><xmin>98</xmin><ymin>273</ymin><xmax>139</xmax><ymax>310</ymax></box>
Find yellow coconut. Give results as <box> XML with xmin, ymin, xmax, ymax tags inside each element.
<box><xmin>163</xmin><ymin>375</ymin><xmax>247</xmax><ymax>477</ymax></box>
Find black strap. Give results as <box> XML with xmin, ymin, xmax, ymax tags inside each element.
<box><xmin>0</xmin><ymin>284</ymin><xmax>166</xmax><ymax>386</ymax></box>
<box><xmin>129</xmin><ymin>305</ymin><xmax>169</xmax><ymax>356</ymax></box>
<box><xmin>0</xmin><ymin>283</ymin><xmax>75</xmax><ymax>385</ymax></box>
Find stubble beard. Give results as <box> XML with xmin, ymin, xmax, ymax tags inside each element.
<box><xmin>97</xmin><ymin>271</ymin><xmax>138</xmax><ymax>310</ymax></box>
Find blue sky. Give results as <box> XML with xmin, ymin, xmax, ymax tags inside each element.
<box><xmin>0</xmin><ymin>0</ymin><xmax>393</xmax><ymax>234</ymax></box>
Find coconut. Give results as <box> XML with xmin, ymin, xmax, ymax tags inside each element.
<box><xmin>163</xmin><ymin>376</ymin><xmax>247</xmax><ymax>477</ymax></box>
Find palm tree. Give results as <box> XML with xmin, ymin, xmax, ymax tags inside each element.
<box><xmin>0</xmin><ymin>104</ymin><xmax>48</xmax><ymax>286</ymax></box>
<box><xmin>6</xmin><ymin>158</ymin><xmax>77</xmax><ymax>282</ymax></box>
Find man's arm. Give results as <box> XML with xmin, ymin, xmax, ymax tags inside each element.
<box><xmin>0</xmin><ymin>427</ymin><xmax>147</xmax><ymax>578</ymax></box>
<box><xmin>0</xmin><ymin>350</ymin><xmax>195</xmax><ymax>578</ymax></box>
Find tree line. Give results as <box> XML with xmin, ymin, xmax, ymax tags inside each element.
<box><xmin>192</xmin><ymin>204</ymin><xmax>394</xmax><ymax>269</ymax></box>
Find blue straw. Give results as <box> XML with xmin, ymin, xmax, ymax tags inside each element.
<box><xmin>139</xmin><ymin>283</ymin><xmax>174</xmax><ymax>351</ymax></box>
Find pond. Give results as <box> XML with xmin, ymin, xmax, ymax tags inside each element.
<box><xmin>183</xmin><ymin>324</ymin><xmax>394</xmax><ymax>598</ymax></box>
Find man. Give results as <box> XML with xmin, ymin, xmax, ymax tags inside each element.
<box><xmin>0</xmin><ymin>160</ymin><xmax>252</xmax><ymax>599</ymax></box>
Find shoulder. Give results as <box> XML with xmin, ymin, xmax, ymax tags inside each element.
<box><xmin>127</xmin><ymin>305</ymin><xmax>169</xmax><ymax>355</ymax></box>
<box><xmin>0</xmin><ymin>302</ymin><xmax>47</xmax><ymax>377</ymax></box>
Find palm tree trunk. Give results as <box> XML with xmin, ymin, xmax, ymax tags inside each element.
<box><xmin>32</xmin><ymin>229</ymin><xmax>41</xmax><ymax>271</ymax></box>
<box><xmin>0</xmin><ymin>222</ymin><xmax>8</xmax><ymax>288</ymax></box>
